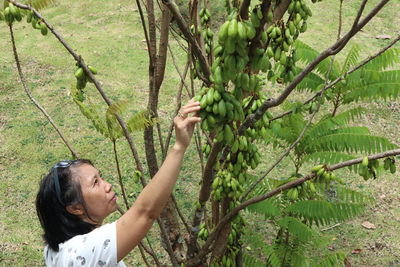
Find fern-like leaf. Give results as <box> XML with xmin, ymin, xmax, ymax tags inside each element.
<box><xmin>302</xmin><ymin>107</ymin><xmax>365</xmax><ymax>142</ymax></box>
<box><xmin>247</xmin><ymin>199</ymin><xmax>281</xmax><ymax>219</ymax></box>
<box><xmin>294</xmin><ymin>66</ymin><xmax>325</xmax><ymax>92</ymax></box>
<box><xmin>278</xmin><ymin>216</ymin><xmax>317</xmax><ymax>242</ymax></box>
<box><xmin>105</xmin><ymin>100</ymin><xmax>158</xmax><ymax>140</ymax></box>
<box><xmin>27</xmin><ymin>0</ymin><xmax>56</xmax><ymax>10</ymax></box>
<box><xmin>304</xmin><ymin>133</ymin><xmax>397</xmax><ymax>154</ymax></box>
<box><xmin>343</xmin><ymin>70</ymin><xmax>400</xmax><ymax>103</ymax></box>
<box><xmin>105</xmin><ymin>100</ymin><xmax>130</xmax><ymax>140</ymax></box>
<box><xmin>302</xmin><ymin>151</ymin><xmax>356</xmax><ymax>166</ymax></box>
<box><xmin>363</xmin><ymin>47</ymin><xmax>400</xmax><ymax>71</ymax></box>
<box><xmin>341</xmin><ymin>44</ymin><xmax>361</xmax><ymax>74</ymax></box>
<box><xmin>242</xmin><ymin>253</ymin><xmax>265</xmax><ymax>267</ymax></box>
<box><xmin>126</xmin><ymin>111</ymin><xmax>158</xmax><ymax>132</ymax></box>
<box><xmin>295</xmin><ymin>40</ymin><xmax>341</xmax><ymax>80</ymax></box>
<box><xmin>334</xmin><ymin>185</ymin><xmax>374</xmax><ymax>204</ymax></box>
<box><xmin>70</xmin><ymin>86</ymin><xmax>110</xmax><ymax>138</ymax></box>
<box><xmin>286</xmin><ymin>200</ymin><xmax>366</xmax><ymax>226</ymax></box>
<box><xmin>314</xmin><ymin>251</ymin><xmax>346</xmax><ymax>267</ymax></box>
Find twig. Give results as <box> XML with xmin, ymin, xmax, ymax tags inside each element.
<box><xmin>321</xmin><ymin>223</ymin><xmax>341</xmax><ymax>232</ymax></box>
<box><xmin>8</xmin><ymin>24</ymin><xmax>79</xmax><ymax>159</ymax></box>
<box><xmin>269</xmin><ymin>34</ymin><xmax>400</xmax><ymax>123</ymax></box>
<box><xmin>351</xmin><ymin>0</ymin><xmax>368</xmax><ymax>31</ymax></box>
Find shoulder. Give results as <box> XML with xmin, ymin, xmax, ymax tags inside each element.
<box><xmin>45</xmin><ymin>222</ymin><xmax>125</xmax><ymax>267</ymax></box>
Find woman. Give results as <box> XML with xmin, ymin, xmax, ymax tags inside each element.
<box><xmin>36</xmin><ymin>100</ymin><xmax>201</xmax><ymax>266</ymax></box>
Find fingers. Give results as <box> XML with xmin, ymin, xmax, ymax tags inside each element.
<box><xmin>177</xmin><ymin>100</ymin><xmax>201</xmax><ymax>119</ymax></box>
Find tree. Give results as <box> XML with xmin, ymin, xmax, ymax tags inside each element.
<box><xmin>2</xmin><ymin>0</ymin><xmax>399</xmax><ymax>266</ymax></box>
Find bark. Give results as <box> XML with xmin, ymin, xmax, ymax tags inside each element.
<box><xmin>144</xmin><ymin>1</ymin><xmax>184</xmax><ymax>264</ymax></box>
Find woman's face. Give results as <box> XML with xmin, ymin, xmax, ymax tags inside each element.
<box><xmin>72</xmin><ymin>164</ymin><xmax>118</xmax><ymax>223</ymax></box>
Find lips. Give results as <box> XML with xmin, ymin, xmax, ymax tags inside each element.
<box><xmin>110</xmin><ymin>193</ymin><xmax>117</xmax><ymax>202</ymax></box>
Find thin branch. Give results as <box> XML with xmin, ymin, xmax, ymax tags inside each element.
<box><xmin>112</xmin><ymin>140</ymin><xmax>130</xmax><ymax>210</ymax></box>
<box><xmin>134</xmin><ymin>0</ymin><xmax>152</xmax><ymax>66</ymax></box>
<box><xmin>269</xmin><ymin>34</ymin><xmax>400</xmax><ymax>123</ymax></box>
<box><xmin>156</xmin><ymin>218</ymin><xmax>180</xmax><ymax>267</ymax></box>
<box><xmin>138</xmin><ymin>244</ymin><xmax>152</xmax><ymax>267</ymax></box>
<box><xmin>240</xmin><ymin>106</ymin><xmax>319</xmax><ymax>201</ymax></box>
<box><xmin>162</xmin><ymin>0</ymin><xmax>211</xmax><ymax>84</ymax></box>
<box><xmin>8</xmin><ymin>24</ymin><xmax>79</xmax><ymax>159</ymax></box>
<box><xmin>187</xmin><ymin>148</ymin><xmax>400</xmax><ymax>266</ymax></box>
<box><xmin>171</xmin><ymin>194</ymin><xmax>192</xmax><ymax>236</ymax></box>
<box><xmin>351</xmin><ymin>0</ymin><xmax>368</xmax><ymax>30</ymax></box>
<box><xmin>163</xmin><ymin>59</ymin><xmax>191</xmax><ymax>160</ymax></box>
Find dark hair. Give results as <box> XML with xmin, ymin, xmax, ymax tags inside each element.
<box><xmin>36</xmin><ymin>159</ymin><xmax>96</xmax><ymax>251</ymax></box>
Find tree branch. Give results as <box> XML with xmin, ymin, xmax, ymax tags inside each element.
<box><xmin>187</xmin><ymin>148</ymin><xmax>400</xmax><ymax>265</ymax></box>
<box><xmin>162</xmin><ymin>0</ymin><xmax>211</xmax><ymax>84</ymax></box>
<box><xmin>269</xmin><ymin>34</ymin><xmax>400</xmax><ymax>123</ymax></box>
<box><xmin>186</xmin><ymin>141</ymin><xmax>223</xmax><ymax>258</ymax></box>
<box><xmin>239</xmin><ymin>0</ymin><xmax>390</xmax><ymax>134</ymax></box>
<box><xmin>8</xmin><ymin>24</ymin><xmax>79</xmax><ymax>159</ymax></box>
<box><xmin>239</xmin><ymin>0</ymin><xmax>251</xmax><ymax>20</ymax></box>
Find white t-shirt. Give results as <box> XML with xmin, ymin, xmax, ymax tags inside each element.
<box><xmin>44</xmin><ymin>222</ymin><xmax>126</xmax><ymax>267</ymax></box>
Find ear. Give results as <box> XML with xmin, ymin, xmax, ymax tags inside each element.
<box><xmin>66</xmin><ymin>203</ymin><xmax>85</xmax><ymax>216</ymax></box>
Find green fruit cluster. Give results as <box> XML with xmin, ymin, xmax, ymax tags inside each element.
<box><xmin>311</xmin><ymin>164</ymin><xmax>337</xmax><ymax>184</ymax></box>
<box><xmin>2</xmin><ymin>3</ymin><xmax>22</xmax><ymax>25</ymax></box>
<box><xmin>284</xmin><ymin>178</ymin><xmax>316</xmax><ymax>201</ymax></box>
<box><xmin>197</xmin><ymin>222</ymin><xmax>209</xmax><ymax>240</ymax></box>
<box><xmin>211</xmin><ymin>169</ymin><xmax>244</xmax><ymax>202</ymax></box>
<box><xmin>242</xmin><ymin>93</ymin><xmax>272</xmax><ymax>140</ymax></box>
<box><xmin>383</xmin><ymin>157</ymin><xmax>396</xmax><ymax>174</ymax></box>
<box><xmin>195</xmin><ymin>87</ymin><xmax>244</xmax><ymax>134</ymax></box>
<box><xmin>74</xmin><ymin>65</ymin><xmax>98</xmax><ymax>91</ymax></box>
<box><xmin>1</xmin><ymin>4</ymin><xmax>49</xmax><ymax>36</ymax></box>
<box><xmin>26</xmin><ymin>11</ymin><xmax>48</xmax><ymax>35</ymax></box>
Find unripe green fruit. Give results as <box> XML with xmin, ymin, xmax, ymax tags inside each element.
<box><xmin>237</xmin><ymin>21</ymin><xmax>247</xmax><ymax>40</ymax></box>
<box><xmin>228</xmin><ymin>19</ymin><xmax>238</xmax><ymax>38</ymax></box>
<box><xmin>218</xmin><ymin>21</ymin><xmax>230</xmax><ymax>41</ymax></box>
<box><xmin>41</xmin><ymin>23</ymin><xmax>48</xmax><ymax>36</ymax></box>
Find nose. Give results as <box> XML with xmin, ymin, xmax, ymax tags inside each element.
<box><xmin>104</xmin><ymin>180</ymin><xmax>113</xmax><ymax>193</ymax></box>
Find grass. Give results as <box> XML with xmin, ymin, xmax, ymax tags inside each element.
<box><xmin>0</xmin><ymin>0</ymin><xmax>399</xmax><ymax>266</ymax></box>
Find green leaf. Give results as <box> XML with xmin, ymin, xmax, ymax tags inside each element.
<box><xmin>286</xmin><ymin>200</ymin><xmax>367</xmax><ymax>226</ymax></box>
<box><xmin>341</xmin><ymin>44</ymin><xmax>361</xmax><ymax>74</ymax></box>
<box><xmin>277</xmin><ymin>216</ymin><xmax>316</xmax><ymax>242</ymax></box>
<box><xmin>295</xmin><ymin>40</ymin><xmax>341</xmax><ymax>80</ymax></box>
<box><xmin>247</xmin><ymin>199</ymin><xmax>281</xmax><ymax>219</ymax></box>
<box><xmin>343</xmin><ymin>70</ymin><xmax>400</xmax><ymax>103</ymax></box>
<box><xmin>28</xmin><ymin>0</ymin><xmax>57</xmax><ymax>10</ymax></box>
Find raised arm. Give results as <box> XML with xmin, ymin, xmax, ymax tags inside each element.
<box><xmin>116</xmin><ymin>100</ymin><xmax>201</xmax><ymax>261</ymax></box>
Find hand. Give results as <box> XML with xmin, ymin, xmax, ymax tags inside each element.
<box><xmin>173</xmin><ymin>99</ymin><xmax>201</xmax><ymax>151</ymax></box>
